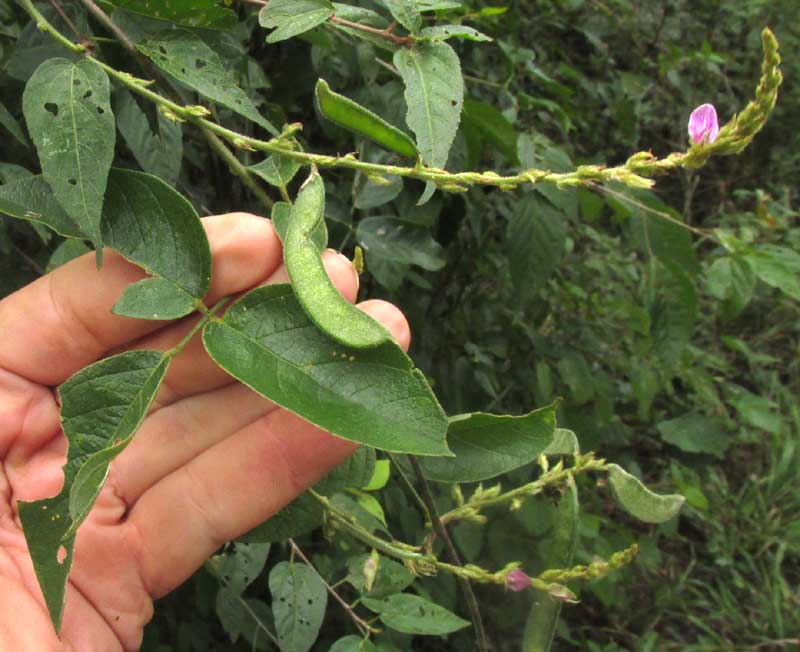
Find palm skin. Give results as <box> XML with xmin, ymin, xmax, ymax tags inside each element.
<box><xmin>0</xmin><ymin>213</ymin><xmax>410</xmax><ymax>651</ymax></box>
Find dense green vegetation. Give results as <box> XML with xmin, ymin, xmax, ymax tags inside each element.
<box><xmin>1</xmin><ymin>0</ymin><xmax>797</xmax><ymax>650</ymax></box>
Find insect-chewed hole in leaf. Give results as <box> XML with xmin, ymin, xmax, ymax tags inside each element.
<box><xmin>83</xmin><ymin>89</ymin><xmax>92</xmax><ymax>99</ymax></box>
<box><xmin>67</xmin><ymin>178</ymin><xmax>77</xmax><ymax>186</ymax></box>
<box><xmin>97</xmin><ymin>106</ymin><xmax>105</xmax><ymax>114</ymax></box>
<box><xmin>158</xmin><ymin>45</ymin><xmax>167</xmax><ymax>54</ymax></box>
<box><xmin>73</xmin><ymin>77</ymin><xmax>80</xmax><ymax>85</ymax></box>
<box><xmin>44</xmin><ymin>102</ymin><xmax>58</xmax><ymax>117</ymax></box>
<box><xmin>307</xmin><ymin>598</ymin><xmax>313</xmax><ymax>605</ymax></box>
<box><xmin>180</xmin><ymin>68</ymin><xmax>187</xmax><ymax>74</ymax></box>
<box><xmin>57</xmin><ymin>545</ymin><xmax>68</xmax><ymax>564</ymax></box>
<box><xmin>195</xmin><ymin>58</ymin><xmax>208</xmax><ymax>69</ymax></box>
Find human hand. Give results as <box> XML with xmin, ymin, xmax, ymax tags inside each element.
<box><xmin>0</xmin><ymin>213</ymin><xmax>410</xmax><ymax>651</ymax></box>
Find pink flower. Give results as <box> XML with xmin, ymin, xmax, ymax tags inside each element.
<box><xmin>506</xmin><ymin>569</ymin><xmax>532</xmax><ymax>592</ymax></box>
<box><xmin>688</xmin><ymin>103</ymin><xmax>719</xmax><ymax>144</ymax></box>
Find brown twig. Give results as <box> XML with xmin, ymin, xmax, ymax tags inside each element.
<box><xmin>408</xmin><ymin>457</ymin><xmax>492</xmax><ymax>652</ymax></box>
<box><xmin>49</xmin><ymin>0</ymin><xmax>91</xmax><ymax>49</ymax></box>
<box><xmin>328</xmin><ymin>15</ymin><xmax>412</xmax><ymax>46</ymax></box>
<box><xmin>288</xmin><ymin>539</ymin><xmax>381</xmax><ymax>637</ymax></box>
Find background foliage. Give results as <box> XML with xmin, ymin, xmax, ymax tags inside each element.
<box><xmin>1</xmin><ymin>0</ymin><xmax>798</xmax><ymax>650</ymax></box>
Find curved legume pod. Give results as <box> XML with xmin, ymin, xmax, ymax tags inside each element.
<box><xmin>522</xmin><ymin>479</ymin><xmax>579</xmax><ymax>652</ymax></box>
<box><xmin>285</xmin><ymin>172</ymin><xmax>392</xmax><ymax>349</ymax></box>
<box><xmin>315</xmin><ymin>78</ymin><xmax>419</xmax><ymax>159</ymax></box>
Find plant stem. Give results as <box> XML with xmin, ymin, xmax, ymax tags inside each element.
<box><xmin>409</xmin><ymin>457</ymin><xmax>491</xmax><ymax>652</ymax></box>
<box><xmin>328</xmin><ymin>15</ymin><xmax>412</xmax><ymax>46</ymax></box>
<box><xmin>166</xmin><ymin>297</ymin><xmax>230</xmax><ymax>359</ymax></box>
<box><xmin>386</xmin><ymin>453</ymin><xmax>431</xmax><ymax>522</ymax></box>
<box><xmin>201</xmin><ymin>125</ymin><xmax>275</xmax><ymax>210</ymax></box>
<box><xmin>439</xmin><ymin>455</ymin><xmax>608</xmax><ymax>526</ymax></box>
<box><xmin>288</xmin><ymin>539</ymin><xmax>381</xmax><ymax>636</ymax></box>
<box><xmin>19</xmin><ymin>0</ymin><xmax>782</xmax><ymax>220</ymax></box>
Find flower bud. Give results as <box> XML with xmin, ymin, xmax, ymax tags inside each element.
<box><xmin>506</xmin><ymin>568</ymin><xmax>532</xmax><ymax>592</ymax></box>
<box><xmin>688</xmin><ymin>103</ymin><xmax>719</xmax><ymax>144</ymax></box>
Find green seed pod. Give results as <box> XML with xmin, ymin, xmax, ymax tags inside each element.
<box><xmin>285</xmin><ymin>172</ymin><xmax>391</xmax><ymax>349</ymax></box>
<box><xmin>315</xmin><ymin>78</ymin><xmax>419</xmax><ymax>159</ymax></box>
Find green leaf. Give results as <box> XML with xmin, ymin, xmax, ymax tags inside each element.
<box><xmin>101</xmin><ymin>169</ymin><xmax>212</xmax><ymax>319</ymax></box>
<box><xmin>18</xmin><ymin>350</ymin><xmax>168</xmax><ymax>631</ymax></box>
<box><xmin>356</xmin><ymin>216</ymin><xmax>445</xmax><ymax>271</ymax></box>
<box><xmin>111</xmin><ymin>277</ymin><xmax>198</xmax><ymax>320</ymax></box>
<box><xmin>506</xmin><ymin>194</ymin><xmax>567</xmax><ymax>296</ymax></box>
<box><xmin>315</xmin><ymin>79</ymin><xmax>418</xmax><ymax>159</ymax></box>
<box><xmin>746</xmin><ymin>244</ymin><xmax>800</xmax><ymax>301</ymax></box>
<box><xmin>0</xmin><ymin>175</ymin><xmax>86</xmax><ymax>239</ymax></box>
<box><xmin>523</xmin><ymin>480</ymin><xmax>578</xmax><ymax>652</ymax></box>
<box><xmin>361</xmin><ymin>594</ymin><xmax>470</xmax><ymax>635</ymax></box>
<box><xmin>651</xmin><ymin>261</ymin><xmax>697</xmax><ymax>368</ymax></box>
<box><xmin>109</xmin><ymin>0</ymin><xmax>237</xmax><ymax>29</ymax></box>
<box><xmin>543</xmin><ymin>428</ymin><xmax>580</xmax><ymax>456</ymax></box>
<box><xmin>331</xmin><ymin>636</ymin><xmax>377</xmax><ymax>652</ymax></box>
<box><xmin>22</xmin><ymin>58</ymin><xmax>115</xmax><ymax>247</ymax></box>
<box><xmin>706</xmin><ymin>256</ymin><xmax>756</xmax><ymax>316</ymax></box>
<box><xmin>202</xmin><ymin>284</ymin><xmax>450</xmax><ymax>456</ymax></box>
<box><xmin>238</xmin><ymin>493</ymin><xmax>324</xmax><ymax>543</ymax></box>
<box><xmin>0</xmin><ymin>98</ymin><xmax>28</xmax><ymax>146</ymax></box>
<box><xmin>208</xmin><ymin>543</ymin><xmax>271</xmax><ymax>595</ymax></box>
<box><xmin>353</xmin><ymin>173</ymin><xmax>403</xmax><ymax>210</ymax></box>
<box><xmin>607</xmin><ymin>464</ymin><xmax>685</xmax><ymax>524</ymax></box>
<box><xmin>259</xmin><ymin>0</ymin><xmax>335</xmax><ymax>44</ymax></box>
<box><xmin>393</xmin><ymin>42</ymin><xmax>464</xmax><ymax>169</ymax></box>
<box><xmin>462</xmin><ymin>98</ymin><xmax>518</xmax><ymax>163</ymax></box>
<box><xmin>346</xmin><ymin>554</ymin><xmax>414</xmax><ymax>598</ymax></box>
<box><xmin>250</xmin><ymin>154</ymin><xmax>302</xmax><ymax>189</ymax></box>
<box><xmin>656</xmin><ymin>412</ymin><xmax>730</xmax><ymax>458</ymax></box>
<box><xmin>285</xmin><ymin>174</ymin><xmax>390</xmax><ymax>349</ymax></box>
<box><xmin>114</xmin><ymin>89</ymin><xmax>182</xmax><ymax>185</ymax></box>
<box><xmin>138</xmin><ymin>31</ymin><xmax>279</xmax><ymax>135</ymax></box>
<box><xmin>377</xmin><ymin>0</ymin><xmax>422</xmax><ymax>33</ymax></box>
<box><xmin>269</xmin><ymin>561</ymin><xmax>327</xmax><ymax>652</ymax></box>
<box><xmin>419</xmin><ymin>403</ymin><xmax>557</xmax><ymax>483</ymax></box>
<box><xmin>420</xmin><ymin>25</ymin><xmax>492</xmax><ymax>42</ymax></box>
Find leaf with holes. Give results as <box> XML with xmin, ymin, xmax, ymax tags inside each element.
<box><xmin>269</xmin><ymin>561</ymin><xmax>327</xmax><ymax>652</ymax></box>
<box><xmin>0</xmin><ymin>175</ymin><xmax>86</xmax><ymax>239</ymax></box>
<box><xmin>361</xmin><ymin>594</ymin><xmax>470</xmax><ymax>635</ymax></box>
<box><xmin>418</xmin><ymin>402</ymin><xmax>557</xmax><ymax>483</ymax></box>
<box><xmin>18</xmin><ymin>350</ymin><xmax>169</xmax><ymax>632</ymax></box>
<box><xmin>22</xmin><ymin>58</ymin><xmax>115</xmax><ymax>248</ymax></box>
<box><xmin>259</xmin><ymin>0</ymin><xmax>335</xmax><ymax>44</ymax></box>
<box><xmin>138</xmin><ymin>31</ymin><xmax>278</xmax><ymax>135</ymax></box>
<box><xmin>393</xmin><ymin>42</ymin><xmax>464</xmax><ymax>169</ymax></box>
<box><xmin>202</xmin><ymin>284</ymin><xmax>450</xmax><ymax>455</ymax></box>
<box><xmin>101</xmin><ymin>169</ymin><xmax>212</xmax><ymax>320</ymax></box>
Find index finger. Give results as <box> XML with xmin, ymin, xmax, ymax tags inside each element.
<box><xmin>0</xmin><ymin>213</ymin><xmax>282</xmax><ymax>386</ymax></box>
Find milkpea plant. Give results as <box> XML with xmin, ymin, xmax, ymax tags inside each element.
<box><xmin>0</xmin><ymin>0</ymin><xmax>782</xmax><ymax>650</ymax></box>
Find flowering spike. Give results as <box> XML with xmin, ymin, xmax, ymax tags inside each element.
<box><xmin>688</xmin><ymin>103</ymin><xmax>720</xmax><ymax>144</ymax></box>
<box><xmin>506</xmin><ymin>568</ymin><xmax>532</xmax><ymax>592</ymax></box>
